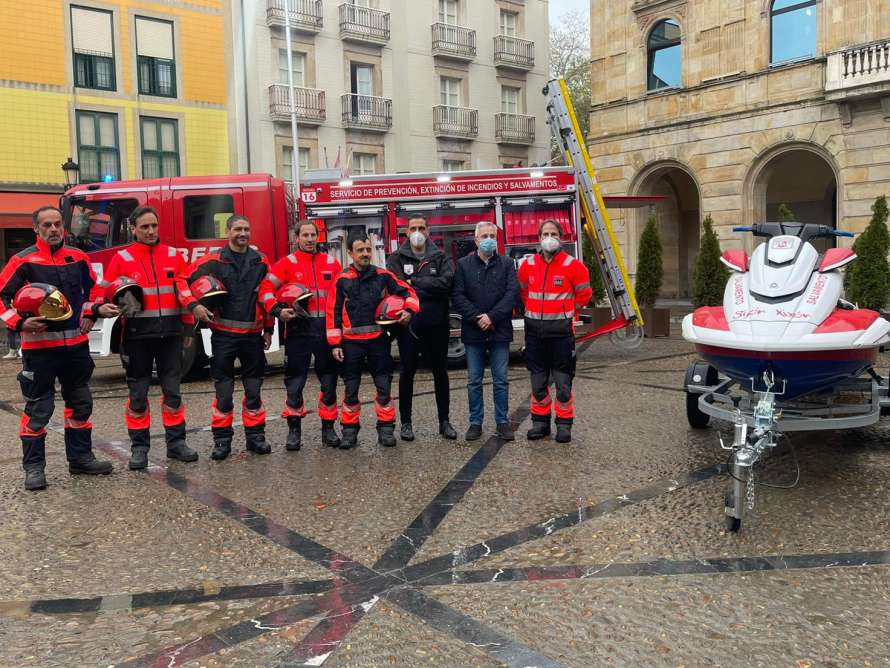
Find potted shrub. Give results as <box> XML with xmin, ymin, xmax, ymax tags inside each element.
<box><xmin>635</xmin><ymin>215</ymin><xmax>670</xmax><ymax>336</ymax></box>
<box><xmin>692</xmin><ymin>215</ymin><xmax>730</xmax><ymax>307</ymax></box>
<box><xmin>845</xmin><ymin>195</ymin><xmax>890</xmax><ymax>312</ymax></box>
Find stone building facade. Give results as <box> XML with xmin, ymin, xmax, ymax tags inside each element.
<box><xmin>587</xmin><ymin>0</ymin><xmax>890</xmax><ymax>299</ymax></box>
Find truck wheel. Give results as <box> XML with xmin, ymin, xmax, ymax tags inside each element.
<box><xmin>181</xmin><ymin>334</ymin><xmax>208</xmax><ymax>381</ymax></box>
<box><xmin>447</xmin><ymin>314</ymin><xmax>466</xmax><ymax>368</ymax></box>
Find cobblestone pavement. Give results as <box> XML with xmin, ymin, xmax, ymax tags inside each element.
<box><xmin>1</xmin><ymin>334</ymin><xmax>890</xmax><ymax>667</ymax></box>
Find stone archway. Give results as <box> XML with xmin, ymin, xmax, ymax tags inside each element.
<box><xmin>631</xmin><ymin>162</ymin><xmax>701</xmax><ymax>299</ymax></box>
<box><xmin>747</xmin><ymin>143</ymin><xmax>840</xmax><ymax>250</ymax></box>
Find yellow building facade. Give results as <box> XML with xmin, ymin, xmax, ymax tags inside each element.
<box><xmin>0</xmin><ymin>0</ymin><xmax>231</xmax><ymax>260</ymax></box>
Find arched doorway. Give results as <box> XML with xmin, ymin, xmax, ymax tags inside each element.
<box><xmin>749</xmin><ymin>145</ymin><xmax>839</xmax><ymax>249</ymax></box>
<box><xmin>632</xmin><ymin>163</ymin><xmax>701</xmax><ymax>299</ymax></box>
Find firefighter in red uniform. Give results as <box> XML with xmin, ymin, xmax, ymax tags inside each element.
<box><xmin>517</xmin><ymin>220</ymin><xmax>593</xmax><ymax>443</ymax></box>
<box><xmin>0</xmin><ymin>206</ymin><xmax>118</xmax><ymax>490</ymax></box>
<box><xmin>259</xmin><ymin>220</ymin><xmax>342</xmax><ymax>450</ymax></box>
<box><xmin>103</xmin><ymin>206</ymin><xmax>198</xmax><ymax>470</ymax></box>
<box><xmin>326</xmin><ymin>232</ymin><xmax>419</xmax><ymax>449</ymax></box>
<box><xmin>181</xmin><ymin>215</ymin><xmax>275</xmax><ymax>460</ymax></box>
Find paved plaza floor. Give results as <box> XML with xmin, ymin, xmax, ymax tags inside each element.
<box><xmin>1</xmin><ymin>335</ymin><xmax>889</xmax><ymax>667</ymax></box>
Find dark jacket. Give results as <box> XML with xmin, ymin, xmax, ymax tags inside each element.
<box><xmin>385</xmin><ymin>239</ymin><xmax>454</xmax><ymax>328</ymax></box>
<box><xmin>451</xmin><ymin>252</ymin><xmax>519</xmax><ymax>345</ymax></box>
<box><xmin>0</xmin><ymin>237</ymin><xmax>102</xmax><ymax>351</ymax></box>
<box><xmin>182</xmin><ymin>246</ymin><xmax>273</xmax><ymax>336</ymax></box>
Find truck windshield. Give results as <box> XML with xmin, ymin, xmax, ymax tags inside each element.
<box><xmin>66</xmin><ymin>197</ymin><xmax>139</xmax><ymax>252</ymax></box>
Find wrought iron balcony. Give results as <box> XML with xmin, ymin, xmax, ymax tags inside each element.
<box><xmin>339</xmin><ymin>3</ymin><xmax>390</xmax><ymax>45</ymax></box>
<box><xmin>341</xmin><ymin>94</ymin><xmax>392</xmax><ymax>132</ymax></box>
<box><xmin>431</xmin><ymin>23</ymin><xmax>476</xmax><ymax>61</ymax></box>
<box><xmin>433</xmin><ymin>106</ymin><xmax>478</xmax><ymax>139</ymax></box>
<box><xmin>266</xmin><ymin>0</ymin><xmax>323</xmax><ymax>33</ymax></box>
<box><xmin>493</xmin><ymin>35</ymin><xmax>535</xmax><ymax>71</ymax></box>
<box><xmin>495</xmin><ymin>113</ymin><xmax>535</xmax><ymax>145</ymax></box>
<box><xmin>826</xmin><ymin>39</ymin><xmax>890</xmax><ymax>100</ymax></box>
<box><xmin>268</xmin><ymin>84</ymin><xmax>326</xmax><ymax>124</ymax></box>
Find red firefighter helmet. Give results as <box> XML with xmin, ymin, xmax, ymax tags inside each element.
<box><xmin>13</xmin><ymin>283</ymin><xmax>73</xmax><ymax>321</ymax></box>
<box><xmin>190</xmin><ymin>275</ymin><xmax>228</xmax><ymax>312</ymax></box>
<box><xmin>105</xmin><ymin>276</ymin><xmax>144</xmax><ymax>307</ymax></box>
<box><xmin>276</xmin><ymin>283</ymin><xmax>312</xmax><ymax>308</ymax></box>
<box><xmin>375</xmin><ymin>295</ymin><xmax>406</xmax><ymax>325</ymax></box>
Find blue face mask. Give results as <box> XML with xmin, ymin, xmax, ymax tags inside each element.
<box><xmin>478</xmin><ymin>238</ymin><xmax>497</xmax><ymax>254</ymax></box>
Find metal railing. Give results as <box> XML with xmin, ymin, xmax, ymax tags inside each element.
<box><xmin>826</xmin><ymin>39</ymin><xmax>890</xmax><ymax>93</ymax></box>
<box><xmin>431</xmin><ymin>23</ymin><xmax>476</xmax><ymax>60</ymax></box>
<box><xmin>266</xmin><ymin>0</ymin><xmax>323</xmax><ymax>32</ymax></box>
<box><xmin>433</xmin><ymin>105</ymin><xmax>478</xmax><ymax>138</ymax></box>
<box><xmin>341</xmin><ymin>94</ymin><xmax>392</xmax><ymax>131</ymax></box>
<box><xmin>339</xmin><ymin>3</ymin><xmax>390</xmax><ymax>43</ymax></box>
<box><xmin>493</xmin><ymin>35</ymin><xmax>535</xmax><ymax>69</ymax></box>
<box><xmin>269</xmin><ymin>84</ymin><xmax>326</xmax><ymax>123</ymax></box>
<box><xmin>495</xmin><ymin>112</ymin><xmax>535</xmax><ymax>144</ymax></box>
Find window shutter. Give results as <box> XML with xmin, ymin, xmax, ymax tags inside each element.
<box><xmin>136</xmin><ymin>17</ymin><xmax>174</xmax><ymax>59</ymax></box>
<box><xmin>72</xmin><ymin>7</ymin><xmax>113</xmax><ymax>56</ymax></box>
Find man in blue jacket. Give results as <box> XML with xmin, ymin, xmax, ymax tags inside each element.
<box><xmin>451</xmin><ymin>221</ymin><xmax>519</xmax><ymax>442</ymax></box>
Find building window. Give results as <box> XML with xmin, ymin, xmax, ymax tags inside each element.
<box><xmin>136</xmin><ymin>17</ymin><xmax>176</xmax><ymax>97</ymax></box>
<box><xmin>141</xmin><ymin>117</ymin><xmax>180</xmax><ymax>178</ymax></box>
<box><xmin>282</xmin><ymin>146</ymin><xmax>310</xmax><ymax>183</ymax></box>
<box><xmin>770</xmin><ymin>0</ymin><xmax>816</xmax><ymax>64</ymax></box>
<box><xmin>76</xmin><ymin>111</ymin><xmax>120</xmax><ymax>183</ymax></box>
<box><xmin>352</xmin><ymin>153</ymin><xmax>377</xmax><ymax>176</ymax></box>
<box><xmin>442</xmin><ymin>159</ymin><xmax>464</xmax><ymax>172</ymax></box>
<box><xmin>71</xmin><ymin>6</ymin><xmax>115</xmax><ymax>91</ymax></box>
<box><xmin>278</xmin><ymin>49</ymin><xmax>306</xmax><ymax>86</ymax></box>
<box><xmin>440</xmin><ymin>76</ymin><xmax>461</xmax><ymax>107</ymax></box>
<box><xmin>647</xmin><ymin>19</ymin><xmax>682</xmax><ymax>91</ymax></box>
<box><xmin>439</xmin><ymin>0</ymin><xmax>458</xmax><ymax>24</ymax></box>
<box><xmin>501</xmin><ymin>86</ymin><xmax>520</xmax><ymax>114</ymax></box>
<box><xmin>500</xmin><ymin>10</ymin><xmax>517</xmax><ymax>37</ymax></box>
<box><xmin>183</xmin><ymin>194</ymin><xmax>235</xmax><ymax>240</ymax></box>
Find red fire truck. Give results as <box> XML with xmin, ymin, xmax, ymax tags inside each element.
<box><xmin>60</xmin><ymin>167</ymin><xmax>640</xmax><ymax>372</ymax></box>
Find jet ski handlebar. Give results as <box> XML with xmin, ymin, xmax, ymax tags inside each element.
<box><xmin>732</xmin><ymin>224</ymin><xmax>854</xmax><ymax>242</ymax></box>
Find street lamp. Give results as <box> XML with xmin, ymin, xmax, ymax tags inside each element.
<box><xmin>61</xmin><ymin>157</ymin><xmax>80</xmax><ymax>189</ymax></box>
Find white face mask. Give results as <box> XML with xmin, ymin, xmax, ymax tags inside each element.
<box><xmin>409</xmin><ymin>231</ymin><xmax>426</xmax><ymax>248</ymax></box>
<box><xmin>540</xmin><ymin>237</ymin><xmax>560</xmax><ymax>253</ymax></box>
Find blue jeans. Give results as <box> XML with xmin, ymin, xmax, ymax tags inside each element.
<box><xmin>465</xmin><ymin>342</ymin><xmax>509</xmax><ymax>426</ymax></box>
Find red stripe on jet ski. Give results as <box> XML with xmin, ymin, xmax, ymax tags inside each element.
<box><xmin>814</xmin><ymin>309</ymin><xmax>880</xmax><ymax>334</ymax></box>
<box><xmin>696</xmin><ymin>344</ymin><xmax>877</xmax><ymax>363</ymax></box>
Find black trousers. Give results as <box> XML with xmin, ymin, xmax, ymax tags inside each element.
<box><xmin>341</xmin><ymin>336</ymin><xmax>395</xmax><ymax>427</ymax></box>
<box><xmin>284</xmin><ymin>335</ymin><xmax>338</xmax><ymax>417</ymax></box>
<box><xmin>396</xmin><ymin>324</ymin><xmax>450</xmax><ymax>423</ymax></box>
<box><xmin>210</xmin><ymin>332</ymin><xmax>266</xmax><ymax>439</ymax></box>
<box><xmin>122</xmin><ymin>336</ymin><xmax>185</xmax><ymax>449</ymax></box>
<box><xmin>525</xmin><ymin>334</ymin><xmax>576</xmax><ymax>424</ymax></box>
<box><xmin>18</xmin><ymin>342</ymin><xmax>94</xmax><ymax>467</ymax></box>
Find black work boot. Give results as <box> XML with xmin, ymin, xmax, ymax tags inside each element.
<box><xmin>377</xmin><ymin>423</ymin><xmax>397</xmax><ymax>447</ymax></box>
<box><xmin>439</xmin><ymin>420</ymin><xmax>457</xmax><ymax>440</ymax></box>
<box><xmin>321</xmin><ymin>420</ymin><xmax>341</xmax><ymax>448</ymax></box>
<box><xmin>129</xmin><ymin>446</ymin><xmax>149</xmax><ymax>470</ymax></box>
<box><xmin>211</xmin><ymin>439</ymin><xmax>232</xmax><ymax>460</ymax></box>
<box><xmin>555</xmin><ymin>423</ymin><xmax>572</xmax><ymax>443</ymax></box>
<box><xmin>400</xmin><ymin>422</ymin><xmax>415</xmax><ymax>441</ymax></box>
<box><xmin>167</xmin><ymin>442</ymin><xmax>198</xmax><ymax>462</ymax></box>
<box><xmin>24</xmin><ymin>465</ymin><xmax>47</xmax><ymax>491</ymax></box>
<box><xmin>339</xmin><ymin>425</ymin><xmax>359</xmax><ymax>450</ymax></box>
<box><xmin>527</xmin><ymin>418</ymin><xmax>551</xmax><ymax>441</ymax></box>
<box><xmin>286</xmin><ymin>418</ymin><xmax>302</xmax><ymax>451</ymax></box>
<box><xmin>246</xmin><ymin>431</ymin><xmax>271</xmax><ymax>455</ymax></box>
<box><xmin>465</xmin><ymin>424</ymin><xmax>483</xmax><ymax>441</ymax></box>
<box><xmin>69</xmin><ymin>453</ymin><xmax>113</xmax><ymax>476</ymax></box>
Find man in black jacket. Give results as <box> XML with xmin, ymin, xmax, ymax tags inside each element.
<box><xmin>386</xmin><ymin>216</ymin><xmax>457</xmax><ymax>441</ymax></box>
<box><xmin>451</xmin><ymin>221</ymin><xmax>519</xmax><ymax>442</ymax></box>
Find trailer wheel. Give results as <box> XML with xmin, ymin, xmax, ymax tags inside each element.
<box><xmin>684</xmin><ymin>361</ymin><xmax>717</xmax><ymax>429</ymax></box>
<box><xmin>181</xmin><ymin>334</ymin><xmax>209</xmax><ymax>381</ymax></box>
<box><xmin>447</xmin><ymin>314</ymin><xmax>466</xmax><ymax>368</ymax></box>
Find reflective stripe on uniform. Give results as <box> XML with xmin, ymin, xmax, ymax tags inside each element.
<box><xmin>575</xmin><ymin>282</ymin><xmax>590</xmax><ymax>291</ymax></box>
<box><xmin>215</xmin><ymin>317</ymin><xmax>263</xmax><ymax>330</ymax></box>
<box><xmin>118</xmin><ymin>249</ymin><xmax>134</xmax><ymax>262</ymax></box>
<box><xmin>262</xmin><ymin>293</ymin><xmax>276</xmax><ymax>304</ymax></box>
<box><xmin>22</xmin><ymin>329</ymin><xmax>80</xmax><ymax>342</ymax></box>
<box><xmin>345</xmin><ymin>324</ymin><xmax>381</xmax><ymax>335</ymax></box>
<box><xmin>563</xmin><ymin>255</ymin><xmax>573</xmax><ymax>266</ymax></box>
<box><xmin>265</xmin><ymin>273</ymin><xmax>283</xmax><ymax>288</ymax></box>
<box><xmin>524</xmin><ymin>310</ymin><xmax>574</xmax><ymax>320</ymax></box>
<box><xmin>287</xmin><ymin>254</ymin><xmax>298</xmax><ymax>264</ymax></box>
<box><xmin>154</xmin><ymin>286</ymin><xmax>175</xmax><ymax>294</ymax></box>
<box><xmin>132</xmin><ymin>308</ymin><xmax>182</xmax><ymax>318</ymax></box>
<box><xmin>0</xmin><ymin>308</ymin><xmax>16</xmax><ymax>323</ymax></box>
<box><xmin>327</xmin><ymin>328</ymin><xmax>342</xmax><ymax>337</ymax></box>
<box><xmin>528</xmin><ymin>291</ymin><xmax>574</xmax><ymax>301</ymax></box>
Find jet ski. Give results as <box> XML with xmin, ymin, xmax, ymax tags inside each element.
<box><xmin>683</xmin><ymin>222</ymin><xmax>890</xmax><ymax>400</ymax></box>
<box><xmin>681</xmin><ymin>222</ymin><xmax>890</xmax><ymax>532</ymax></box>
